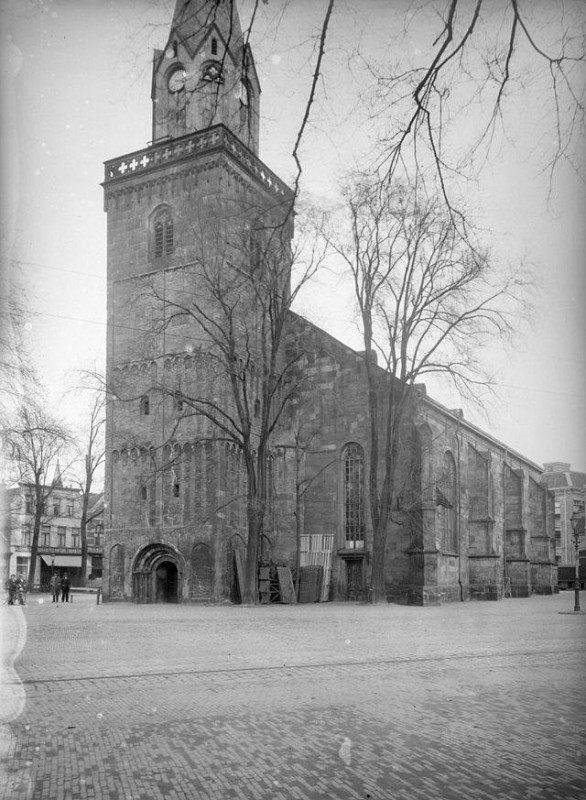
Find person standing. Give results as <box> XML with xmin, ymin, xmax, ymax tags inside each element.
<box><xmin>6</xmin><ymin>575</ymin><xmax>17</xmax><ymax>605</ymax></box>
<box><xmin>61</xmin><ymin>573</ymin><xmax>71</xmax><ymax>603</ymax></box>
<box><xmin>50</xmin><ymin>573</ymin><xmax>61</xmax><ymax>603</ymax></box>
<box><xmin>16</xmin><ymin>575</ymin><xmax>27</xmax><ymax>605</ymax></box>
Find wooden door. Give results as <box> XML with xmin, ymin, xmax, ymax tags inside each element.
<box><xmin>346</xmin><ymin>559</ymin><xmax>364</xmax><ymax>601</ymax></box>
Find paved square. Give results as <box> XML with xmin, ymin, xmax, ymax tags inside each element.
<box><xmin>1</xmin><ymin>593</ymin><xmax>585</xmax><ymax>799</ymax></box>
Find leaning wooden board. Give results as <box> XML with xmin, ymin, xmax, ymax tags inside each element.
<box><xmin>277</xmin><ymin>566</ymin><xmax>297</xmax><ymax>604</ymax></box>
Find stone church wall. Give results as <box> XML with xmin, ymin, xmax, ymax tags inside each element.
<box><xmin>102</xmin><ymin>0</ymin><xmax>555</xmax><ymax>605</ymax></box>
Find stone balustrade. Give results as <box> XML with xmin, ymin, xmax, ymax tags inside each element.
<box><xmin>104</xmin><ymin>124</ymin><xmax>292</xmax><ymax>199</ymax></box>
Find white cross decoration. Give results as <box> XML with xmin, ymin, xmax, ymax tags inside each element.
<box><xmin>140</xmin><ymin>155</ymin><xmax>149</xmax><ymax>167</ymax></box>
<box><xmin>118</xmin><ymin>161</ymin><xmax>128</xmax><ymax>174</ymax></box>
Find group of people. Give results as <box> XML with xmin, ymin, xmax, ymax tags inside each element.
<box><xmin>49</xmin><ymin>572</ymin><xmax>71</xmax><ymax>603</ymax></box>
<box><xmin>5</xmin><ymin>574</ymin><xmax>27</xmax><ymax>605</ymax></box>
<box><xmin>5</xmin><ymin>572</ymin><xmax>72</xmax><ymax>604</ymax></box>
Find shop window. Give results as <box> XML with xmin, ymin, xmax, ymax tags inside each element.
<box><xmin>16</xmin><ymin>556</ymin><xmax>28</xmax><ymax>577</ymax></box>
<box><xmin>91</xmin><ymin>556</ymin><xmax>103</xmax><ymax>578</ymax></box>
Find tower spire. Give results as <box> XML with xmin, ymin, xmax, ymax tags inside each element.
<box><xmin>152</xmin><ymin>0</ymin><xmax>260</xmax><ymax>153</ymax></box>
<box><xmin>52</xmin><ymin>460</ymin><xmax>64</xmax><ymax>488</ymax></box>
<box><xmin>170</xmin><ymin>0</ymin><xmax>244</xmax><ymax>50</ymax></box>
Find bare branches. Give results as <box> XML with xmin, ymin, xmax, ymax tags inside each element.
<box><xmin>318</xmin><ymin>169</ymin><xmax>530</xmax><ymax>600</ymax></box>
<box><xmin>370</xmin><ymin>0</ymin><xmax>585</xmax><ymax>207</ymax></box>
<box><xmin>290</xmin><ymin>0</ymin><xmax>335</xmax><ymax>199</ymax></box>
<box><xmin>2</xmin><ymin>401</ymin><xmax>73</xmax><ymax>587</ymax></box>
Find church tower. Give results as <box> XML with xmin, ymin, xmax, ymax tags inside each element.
<box><xmin>152</xmin><ymin>0</ymin><xmax>260</xmax><ymax>153</ymax></box>
<box><xmin>102</xmin><ymin>0</ymin><xmax>293</xmax><ymax>603</ymax></box>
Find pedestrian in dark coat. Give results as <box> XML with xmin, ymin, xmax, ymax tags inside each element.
<box><xmin>50</xmin><ymin>574</ymin><xmax>61</xmax><ymax>603</ymax></box>
<box><xmin>61</xmin><ymin>573</ymin><xmax>71</xmax><ymax>603</ymax></box>
<box><xmin>16</xmin><ymin>575</ymin><xmax>27</xmax><ymax>605</ymax></box>
<box><xmin>6</xmin><ymin>575</ymin><xmax>17</xmax><ymax>605</ymax></box>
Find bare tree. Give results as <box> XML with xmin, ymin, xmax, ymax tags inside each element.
<box><xmin>108</xmin><ymin>201</ymin><xmax>325</xmax><ymax>604</ymax></box>
<box><xmin>352</xmin><ymin>1</ymin><xmax>586</xmax><ymax>204</ymax></box>
<box><xmin>322</xmin><ymin>172</ymin><xmax>528</xmax><ymax>602</ymax></box>
<box><xmin>2</xmin><ymin>402</ymin><xmax>72</xmax><ymax>588</ymax></box>
<box><xmin>71</xmin><ymin>393</ymin><xmax>105</xmax><ymax>586</ymax></box>
<box><xmin>274</xmin><ymin>408</ymin><xmax>337</xmax><ymax>593</ymax></box>
<box><xmin>0</xmin><ymin>292</ymin><xmax>35</xmax><ymax>421</ymax></box>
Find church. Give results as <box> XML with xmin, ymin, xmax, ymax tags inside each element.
<box><xmin>102</xmin><ymin>0</ymin><xmax>556</xmax><ymax>605</ymax></box>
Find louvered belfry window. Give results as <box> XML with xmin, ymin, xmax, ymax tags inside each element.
<box><xmin>154</xmin><ymin>213</ymin><xmax>174</xmax><ymax>258</ymax></box>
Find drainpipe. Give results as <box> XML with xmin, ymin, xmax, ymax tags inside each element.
<box><xmin>456</xmin><ymin>423</ymin><xmax>464</xmax><ymax>601</ymax></box>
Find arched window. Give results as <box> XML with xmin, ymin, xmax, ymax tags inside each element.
<box><xmin>153</xmin><ymin>210</ymin><xmax>174</xmax><ymax>258</ymax></box>
<box><xmin>140</xmin><ymin>395</ymin><xmax>150</xmax><ymax>416</ymax></box>
<box><xmin>437</xmin><ymin>451</ymin><xmax>457</xmax><ymax>552</ymax></box>
<box><xmin>343</xmin><ymin>443</ymin><xmax>364</xmax><ymax>549</ymax></box>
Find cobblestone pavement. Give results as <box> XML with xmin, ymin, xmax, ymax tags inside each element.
<box><xmin>1</xmin><ymin>592</ymin><xmax>585</xmax><ymax>800</ymax></box>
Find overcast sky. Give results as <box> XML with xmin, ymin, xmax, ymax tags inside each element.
<box><xmin>2</xmin><ymin>0</ymin><xmax>585</xmax><ymax>470</ymax></box>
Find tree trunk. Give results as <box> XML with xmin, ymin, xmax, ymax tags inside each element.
<box><xmin>368</xmin><ymin>380</ymin><xmax>403</xmax><ymax>604</ymax></box>
<box><xmin>28</xmin><ymin>500</ymin><xmax>43</xmax><ymax>590</ymax></box>
<box><xmin>80</xmin><ymin>493</ymin><xmax>89</xmax><ymax>587</ymax></box>
<box><xmin>242</xmin><ymin>507</ymin><xmax>262</xmax><ymax>604</ymax></box>
<box><xmin>370</xmin><ymin>521</ymin><xmax>388</xmax><ymax>603</ymax></box>
<box><xmin>79</xmin><ymin>506</ymin><xmax>87</xmax><ymax>586</ymax></box>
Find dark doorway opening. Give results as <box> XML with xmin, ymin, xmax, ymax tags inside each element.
<box><xmin>345</xmin><ymin>558</ymin><xmax>365</xmax><ymax>601</ymax></box>
<box><xmin>155</xmin><ymin>560</ymin><xmax>178</xmax><ymax>603</ymax></box>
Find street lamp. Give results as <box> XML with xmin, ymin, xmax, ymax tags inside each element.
<box><xmin>570</xmin><ymin>512</ymin><xmax>585</xmax><ymax>612</ymax></box>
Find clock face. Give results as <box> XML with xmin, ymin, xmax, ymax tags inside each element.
<box><xmin>202</xmin><ymin>61</ymin><xmax>223</xmax><ymax>82</ymax></box>
<box><xmin>168</xmin><ymin>68</ymin><xmax>186</xmax><ymax>93</ymax></box>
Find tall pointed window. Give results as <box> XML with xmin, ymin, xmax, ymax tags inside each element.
<box><xmin>437</xmin><ymin>451</ymin><xmax>457</xmax><ymax>552</ymax></box>
<box><xmin>152</xmin><ymin>209</ymin><xmax>174</xmax><ymax>259</ymax></box>
<box><xmin>343</xmin><ymin>443</ymin><xmax>364</xmax><ymax>549</ymax></box>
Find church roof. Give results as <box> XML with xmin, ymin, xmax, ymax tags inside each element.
<box><xmin>540</xmin><ymin>470</ymin><xmax>586</xmax><ymax>490</ymax></box>
<box><xmin>286</xmin><ymin>309</ymin><xmax>545</xmax><ymax>474</ymax></box>
<box><xmin>170</xmin><ymin>0</ymin><xmax>244</xmax><ymax>61</ymax></box>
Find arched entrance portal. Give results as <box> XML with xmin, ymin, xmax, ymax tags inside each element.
<box><xmin>132</xmin><ymin>544</ymin><xmax>182</xmax><ymax>604</ymax></box>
